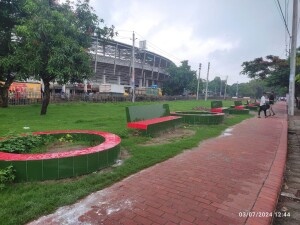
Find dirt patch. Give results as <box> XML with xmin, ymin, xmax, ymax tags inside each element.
<box><xmin>192</xmin><ymin>106</ymin><xmax>210</xmax><ymax>111</ymax></box>
<box><xmin>140</xmin><ymin>128</ymin><xmax>196</xmax><ymax>146</ymax></box>
<box><xmin>44</xmin><ymin>142</ymin><xmax>90</xmax><ymax>153</ymax></box>
<box><xmin>119</xmin><ymin>147</ymin><xmax>131</xmax><ymax>160</ymax></box>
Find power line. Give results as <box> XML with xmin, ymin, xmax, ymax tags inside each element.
<box><xmin>115</xmin><ymin>29</ymin><xmax>192</xmax><ymax>66</ymax></box>
<box><xmin>134</xmin><ymin>31</ymin><xmax>183</xmax><ymax>64</ymax></box>
<box><xmin>285</xmin><ymin>0</ymin><xmax>291</xmax><ymax>56</ymax></box>
<box><xmin>274</xmin><ymin>0</ymin><xmax>292</xmax><ymax>37</ymax></box>
<box><xmin>115</xmin><ymin>30</ymin><xmax>182</xmax><ymax>64</ymax></box>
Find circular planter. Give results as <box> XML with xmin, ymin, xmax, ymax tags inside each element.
<box><xmin>228</xmin><ymin>108</ymin><xmax>250</xmax><ymax>114</ymax></box>
<box><xmin>170</xmin><ymin>111</ymin><xmax>225</xmax><ymax>125</ymax></box>
<box><xmin>245</xmin><ymin>104</ymin><xmax>259</xmax><ymax>111</ymax></box>
<box><xmin>0</xmin><ymin>130</ymin><xmax>121</xmax><ymax>181</ymax></box>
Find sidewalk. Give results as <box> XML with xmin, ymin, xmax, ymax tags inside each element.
<box><xmin>29</xmin><ymin>102</ymin><xmax>288</xmax><ymax>225</ymax></box>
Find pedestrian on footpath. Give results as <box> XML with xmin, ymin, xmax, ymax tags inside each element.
<box><xmin>258</xmin><ymin>92</ymin><xmax>268</xmax><ymax>118</ymax></box>
<box><xmin>268</xmin><ymin>91</ymin><xmax>276</xmax><ymax>116</ymax></box>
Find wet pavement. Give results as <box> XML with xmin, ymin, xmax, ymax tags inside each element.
<box><xmin>28</xmin><ymin>102</ymin><xmax>288</xmax><ymax>225</ymax></box>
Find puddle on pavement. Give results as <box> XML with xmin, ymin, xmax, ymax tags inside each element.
<box><xmin>222</xmin><ymin>128</ymin><xmax>233</xmax><ymax>136</ymax></box>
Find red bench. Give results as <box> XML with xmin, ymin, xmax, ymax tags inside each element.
<box><xmin>125</xmin><ymin>104</ymin><xmax>182</xmax><ymax>136</ymax></box>
<box><xmin>211</xmin><ymin>101</ymin><xmax>229</xmax><ymax>113</ymax></box>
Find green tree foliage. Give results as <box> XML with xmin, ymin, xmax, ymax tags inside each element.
<box><xmin>240</xmin><ymin>51</ymin><xmax>300</xmax><ymax>97</ymax></box>
<box><xmin>208</xmin><ymin>76</ymin><xmax>227</xmax><ymax>96</ymax></box>
<box><xmin>13</xmin><ymin>0</ymin><xmax>115</xmax><ymax>115</ymax></box>
<box><xmin>0</xmin><ymin>0</ymin><xmax>26</xmax><ymax>107</ymax></box>
<box><xmin>163</xmin><ymin>60</ymin><xmax>198</xmax><ymax>95</ymax></box>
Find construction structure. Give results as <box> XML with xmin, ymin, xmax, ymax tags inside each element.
<box><xmin>50</xmin><ymin>37</ymin><xmax>173</xmax><ymax>95</ymax></box>
<box><xmin>90</xmin><ymin>37</ymin><xmax>173</xmax><ymax>92</ymax></box>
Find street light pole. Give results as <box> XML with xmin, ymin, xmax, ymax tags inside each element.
<box><xmin>220</xmin><ymin>77</ymin><xmax>222</xmax><ymax>97</ymax></box>
<box><xmin>224</xmin><ymin>76</ymin><xmax>228</xmax><ymax>100</ymax></box>
<box><xmin>196</xmin><ymin>63</ymin><xmax>202</xmax><ymax>100</ymax></box>
<box><xmin>94</xmin><ymin>36</ymin><xmax>98</xmax><ymax>75</ymax></box>
<box><xmin>132</xmin><ymin>31</ymin><xmax>136</xmax><ymax>102</ymax></box>
<box><xmin>205</xmin><ymin>62</ymin><xmax>210</xmax><ymax>101</ymax></box>
<box><xmin>288</xmin><ymin>0</ymin><xmax>298</xmax><ymax>116</ymax></box>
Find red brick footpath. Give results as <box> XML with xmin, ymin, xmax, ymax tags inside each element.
<box><xmin>29</xmin><ymin>102</ymin><xmax>288</xmax><ymax>225</ymax></box>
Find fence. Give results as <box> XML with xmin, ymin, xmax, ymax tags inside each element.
<box><xmin>7</xmin><ymin>93</ymin><xmax>237</xmax><ymax>106</ymax></box>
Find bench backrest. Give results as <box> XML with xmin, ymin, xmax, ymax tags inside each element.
<box><xmin>211</xmin><ymin>101</ymin><xmax>223</xmax><ymax>109</ymax></box>
<box><xmin>234</xmin><ymin>100</ymin><xmax>243</xmax><ymax>106</ymax></box>
<box><xmin>126</xmin><ymin>104</ymin><xmax>170</xmax><ymax>122</ymax></box>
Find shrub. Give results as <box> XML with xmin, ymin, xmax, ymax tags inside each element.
<box><xmin>0</xmin><ymin>134</ymin><xmax>48</xmax><ymax>153</ymax></box>
<box><xmin>0</xmin><ymin>166</ymin><xmax>15</xmax><ymax>190</ymax></box>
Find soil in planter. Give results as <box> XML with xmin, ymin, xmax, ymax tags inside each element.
<box><xmin>42</xmin><ymin>141</ymin><xmax>91</xmax><ymax>153</ymax></box>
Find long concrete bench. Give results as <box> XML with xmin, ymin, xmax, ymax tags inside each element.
<box><xmin>125</xmin><ymin>104</ymin><xmax>182</xmax><ymax>136</ymax></box>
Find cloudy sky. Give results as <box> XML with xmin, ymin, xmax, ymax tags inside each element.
<box><xmin>87</xmin><ymin>0</ymin><xmax>297</xmax><ymax>84</ymax></box>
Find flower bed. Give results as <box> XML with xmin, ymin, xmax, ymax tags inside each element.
<box><xmin>0</xmin><ymin>130</ymin><xmax>121</xmax><ymax>181</ymax></box>
<box><xmin>170</xmin><ymin>111</ymin><xmax>225</xmax><ymax>125</ymax></box>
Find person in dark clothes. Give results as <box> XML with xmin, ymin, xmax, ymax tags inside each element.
<box><xmin>268</xmin><ymin>91</ymin><xmax>275</xmax><ymax>116</ymax></box>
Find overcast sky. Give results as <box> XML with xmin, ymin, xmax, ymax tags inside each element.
<box><xmin>87</xmin><ymin>0</ymin><xmax>297</xmax><ymax>85</ymax></box>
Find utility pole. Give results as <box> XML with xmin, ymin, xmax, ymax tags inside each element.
<box><xmin>224</xmin><ymin>76</ymin><xmax>228</xmax><ymax>100</ymax></box>
<box><xmin>205</xmin><ymin>62</ymin><xmax>210</xmax><ymax>101</ymax></box>
<box><xmin>220</xmin><ymin>78</ymin><xmax>222</xmax><ymax>97</ymax></box>
<box><xmin>236</xmin><ymin>81</ymin><xmax>239</xmax><ymax>97</ymax></box>
<box><xmin>94</xmin><ymin>36</ymin><xmax>98</xmax><ymax>74</ymax></box>
<box><xmin>132</xmin><ymin>31</ymin><xmax>136</xmax><ymax>102</ymax></box>
<box><xmin>196</xmin><ymin>63</ymin><xmax>202</xmax><ymax>100</ymax></box>
<box><xmin>288</xmin><ymin>0</ymin><xmax>298</xmax><ymax>116</ymax></box>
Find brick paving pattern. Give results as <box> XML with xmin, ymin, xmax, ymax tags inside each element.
<box><xmin>28</xmin><ymin>102</ymin><xmax>288</xmax><ymax>225</ymax></box>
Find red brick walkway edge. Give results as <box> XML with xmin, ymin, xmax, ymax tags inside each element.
<box><xmin>246</xmin><ymin>113</ymin><xmax>288</xmax><ymax>225</ymax></box>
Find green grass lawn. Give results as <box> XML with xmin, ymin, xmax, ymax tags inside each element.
<box><xmin>0</xmin><ymin>100</ymin><xmax>252</xmax><ymax>225</ymax></box>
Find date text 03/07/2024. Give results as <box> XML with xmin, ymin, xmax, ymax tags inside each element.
<box><xmin>239</xmin><ymin>211</ymin><xmax>291</xmax><ymax>218</ymax></box>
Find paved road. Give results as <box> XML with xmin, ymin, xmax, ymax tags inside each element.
<box><xmin>28</xmin><ymin>102</ymin><xmax>288</xmax><ymax>225</ymax></box>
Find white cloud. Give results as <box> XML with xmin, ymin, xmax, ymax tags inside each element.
<box><xmin>62</xmin><ymin>0</ymin><xmax>297</xmax><ymax>85</ymax></box>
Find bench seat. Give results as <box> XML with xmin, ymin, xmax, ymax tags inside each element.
<box><xmin>210</xmin><ymin>101</ymin><xmax>229</xmax><ymax>114</ymax></box>
<box><xmin>211</xmin><ymin>107</ymin><xmax>229</xmax><ymax>113</ymax></box>
<box><xmin>127</xmin><ymin>116</ymin><xmax>182</xmax><ymax>130</ymax></box>
<box><xmin>234</xmin><ymin>105</ymin><xmax>245</xmax><ymax>110</ymax></box>
<box><xmin>125</xmin><ymin>104</ymin><xmax>182</xmax><ymax>136</ymax></box>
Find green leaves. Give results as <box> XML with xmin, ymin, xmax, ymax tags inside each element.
<box><xmin>0</xmin><ymin>165</ymin><xmax>15</xmax><ymax>190</ymax></box>
<box><xmin>240</xmin><ymin>49</ymin><xmax>300</xmax><ymax>96</ymax></box>
<box><xmin>0</xmin><ymin>134</ymin><xmax>47</xmax><ymax>153</ymax></box>
<box><xmin>164</xmin><ymin>61</ymin><xmax>198</xmax><ymax>95</ymax></box>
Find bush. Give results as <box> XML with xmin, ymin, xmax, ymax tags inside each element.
<box><xmin>0</xmin><ymin>134</ymin><xmax>48</xmax><ymax>153</ymax></box>
<box><xmin>0</xmin><ymin>166</ymin><xmax>15</xmax><ymax>190</ymax></box>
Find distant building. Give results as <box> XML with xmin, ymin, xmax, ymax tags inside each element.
<box><xmin>90</xmin><ymin>38</ymin><xmax>173</xmax><ymax>90</ymax></box>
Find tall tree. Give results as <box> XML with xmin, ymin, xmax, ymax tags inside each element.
<box><xmin>14</xmin><ymin>0</ymin><xmax>115</xmax><ymax>115</ymax></box>
<box><xmin>240</xmin><ymin>52</ymin><xmax>300</xmax><ymax>98</ymax></box>
<box><xmin>208</xmin><ymin>76</ymin><xmax>223</xmax><ymax>96</ymax></box>
<box><xmin>0</xmin><ymin>0</ymin><xmax>26</xmax><ymax>107</ymax></box>
<box><xmin>163</xmin><ymin>60</ymin><xmax>197</xmax><ymax>95</ymax></box>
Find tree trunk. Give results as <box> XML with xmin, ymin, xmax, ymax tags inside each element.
<box><xmin>0</xmin><ymin>86</ymin><xmax>9</xmax><ymax>108</ymax></box>
<box><xmin>0</xmin><ymin>77</ymin><xmax>14</xmax><ymax>108</ymax></box>
<box><xmin>40</xmin><ymin>80</ymin><xmax>50</xmax><ymax>115</ymax></box>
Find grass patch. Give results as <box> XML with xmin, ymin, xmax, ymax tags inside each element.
<box><xmin>0</xmin><ymin>100</ymin><xmax>252</xmax><ymax>225</ymax></box>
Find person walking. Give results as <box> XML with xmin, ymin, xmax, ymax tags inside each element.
<box><xmin>268</xmin><ymin>91</ymin><xmax>275</xmax><ymax>116</ymax></box>
<box><xmin>258</xmin><ymin>92</ymin><xmax>268</xmax><ymax>118</ymax></box>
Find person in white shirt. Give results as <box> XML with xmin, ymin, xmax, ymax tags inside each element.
<box><xmin>258</xmin><ymin>92</ymin><xmax>268</xmax><ymax>118</ymax></box>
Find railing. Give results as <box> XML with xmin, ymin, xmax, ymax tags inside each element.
<box><xmin>7</xmin><ymin>93</ymin><xmax>238</xmax><ymax>106</ymax></box>
<box><xmin>9</xmin><ymin>98</ymin><xmax>42</xmax><ymax>105</ymax></box>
